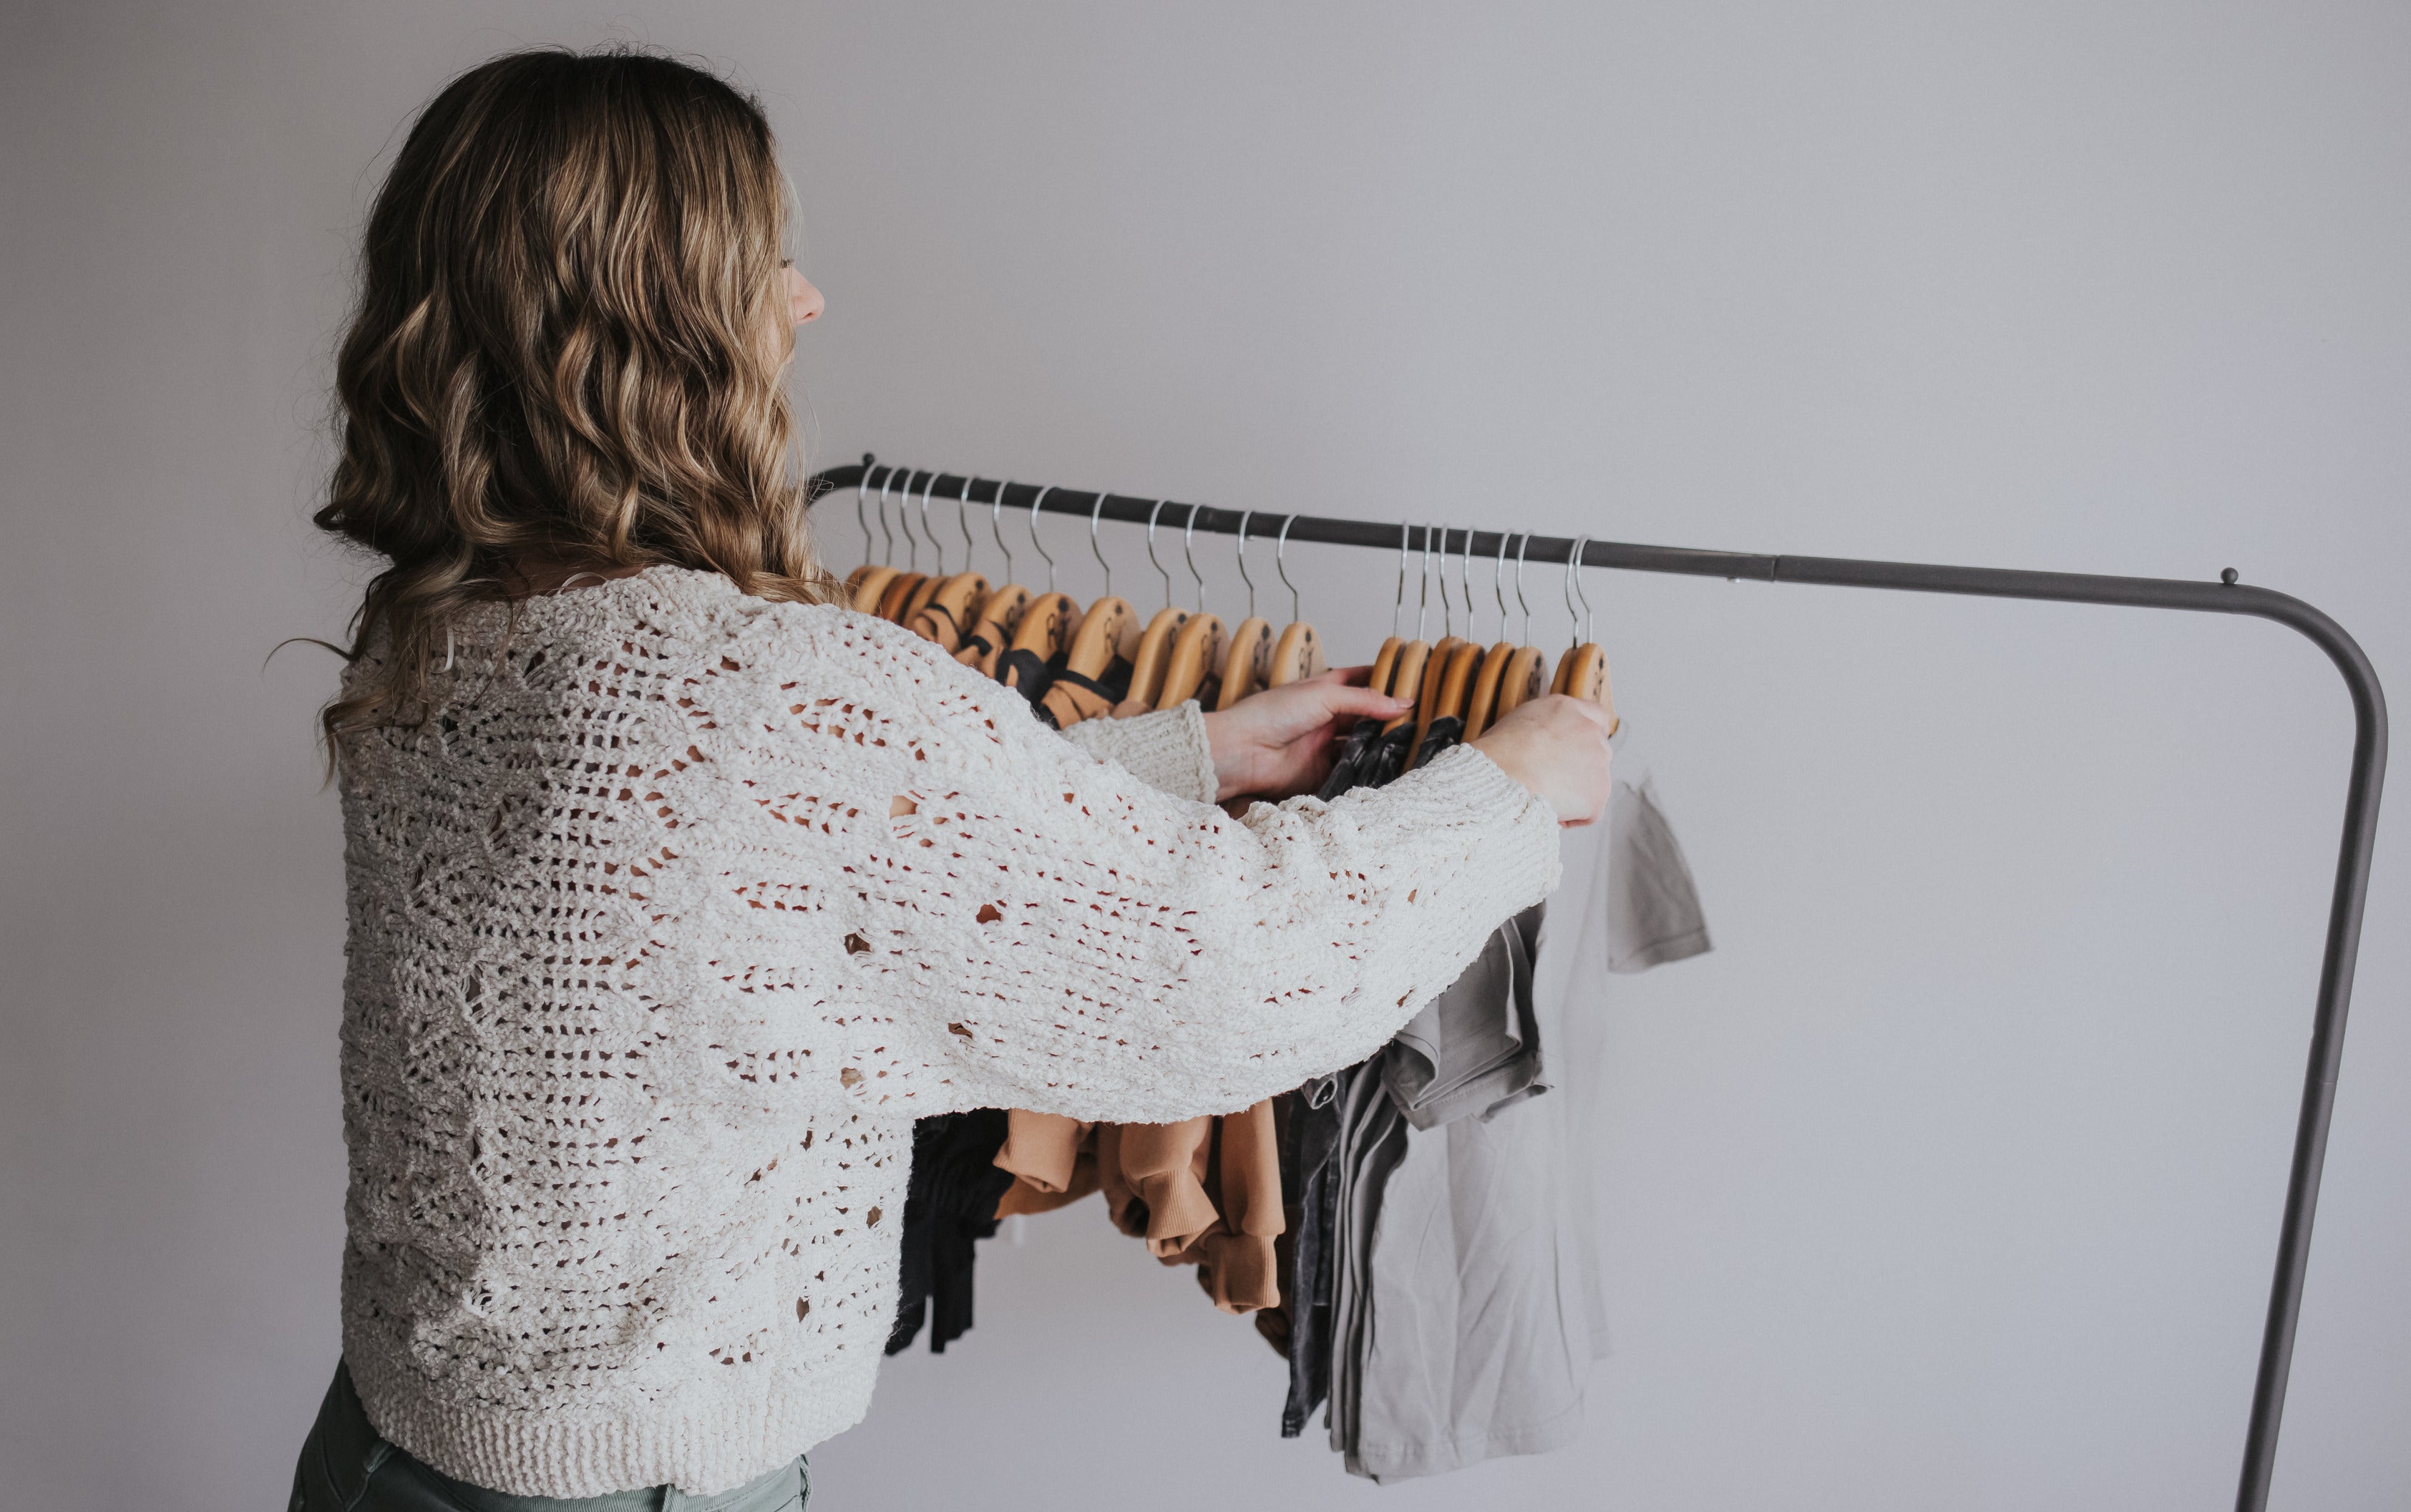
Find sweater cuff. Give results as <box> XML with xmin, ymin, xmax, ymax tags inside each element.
<box><xmin>1056</xmin><ymin>703</ymin><xmax>1219</xmax><ymax>804</ymax></box>
<box><xmin>1361</xmin><ymin>742</ymin><xmax>1563</xmax><ymax>902</ymax></box>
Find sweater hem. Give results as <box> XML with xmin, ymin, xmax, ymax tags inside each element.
<box><xmin>346</xmin><ymin>1332</ymin><xmax>873</xmax><ymax>1499</ymax></box>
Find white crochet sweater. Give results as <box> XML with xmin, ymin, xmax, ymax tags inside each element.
<box><xmin>333</xmin><ymin>566</ymin><xmax>1559</xmax><ymax>1496</ymax></box>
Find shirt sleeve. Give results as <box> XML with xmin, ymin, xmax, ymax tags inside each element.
<box><xmin>699</xmin><ymin>608</ymin><xmax>1564</xmax><ymax>1126</ymax></box>
<box><xmin>1055</xmin><ymin>703</ymin><xmax>1219</xmax><ymax>803</ymax></box>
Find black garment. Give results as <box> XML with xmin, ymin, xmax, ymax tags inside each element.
<box><xmin>1316</xmin><ymin>718</ymin><xmax>1385</xmax><ymax>801</ymax></box>
<box><xmin>1410</xmin><ymin>714</ymin><xmax>1464</xmax><ymax>773</ymax></box>
<box><xmin>1276</xmin><ymin>1069</ymin><xmax>1348</xmax><ymax>1437</ymax></box>
<box><xmin>887</xmin><ymin>1110</ymin><xmax>1015</xmax><ymax>1355</ymax></box>
<box><xmin>995</xmin><ymin>648</ymin><xmax>1069</xmax><ymax>709</ymax></box>
<box><xmin>1355</xmin><ymin>722</ymin><xmax>1421</xmax><ymax>791</ymax></box>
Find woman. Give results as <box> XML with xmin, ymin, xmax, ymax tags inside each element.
<box><xmin>292</xmin><ymin>47</ymin><xmax>1612</xmax><ymax>1512</ymax></box>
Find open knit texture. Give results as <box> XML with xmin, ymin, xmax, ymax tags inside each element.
<box><xmin>332</xmin><ymin>565</ymin><xmax>1560</xmax><ymax>1496</ymax></box>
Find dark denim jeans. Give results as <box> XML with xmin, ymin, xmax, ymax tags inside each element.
<box><xmin>289</xmin><ymin>1363</ymin><xmax>808</xmax><ymax>1512</ymax></box>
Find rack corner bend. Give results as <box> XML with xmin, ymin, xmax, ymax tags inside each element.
<box><xmin>808</xmin><ymin>460</ymin><xmax>2387</xmax><ymax>1512</ymax></box>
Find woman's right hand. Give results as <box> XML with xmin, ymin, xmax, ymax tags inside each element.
<box><xmin>1469</xmin><ymin>694</ymin><xmax>1615</xmax><ymax>826</ymax></box>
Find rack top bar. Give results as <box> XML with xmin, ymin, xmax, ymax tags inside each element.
<box><xmin>807</xmin><ymin>461</ymin><xmax>2380</xmax><ymax>693</ymax></box>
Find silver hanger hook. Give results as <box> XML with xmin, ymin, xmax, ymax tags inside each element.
<box><xmin>1182</xmin><ymin>504</ymin><xmax>1208</xmax><ymax>613</ymax></box>
<box><xmin>895</xmin><ymin>469</ymin><xmax>923</xmax><ymax>572</ymax></box>
<box><xmin>917</xmin><ymin>471</ymin><xmax>945</xmax><ymax>576</ymax></box>
<box><xmin>1234</xmin><ymin>510</ymin><xmax>1256</xmax><ymax>619</ymax></box>
<box><xmin>854</xmin><ymin>454</ymin><xmax>877</xmax><ymax>565</ymax></box>
<box><xmin>874</xmin><ymin>465</ymin><xmax>897</xmax><ymax>566</ymax></box>
<box><xmin>1491</xmin><ymin>532</ymin><xmax>1509</xmax><ymax>639</ymax></box>
<box><xmin>990</xmin><ymin>481</ymin><xmax>1017</xmax><ymax>582</ymax></box>
<box><xmin>1514</xmin><ymin>533</ymin><xmax>1533</xmax><ymax>643</ymax></box>
<box><xmin>1144</xmin><ymin>501</ymin><xmax>1174</xmax><ymax>610</ymax></box>
<box><xmin>1027</xmin><ymin>485</ymin><xmax>1059</xmax><ymax>592</ymax></box>
<box><xmin>1567</xmin><ymin>535</ymin><xmax>1595</xmax><ymax>643</ymax></box>
<box><xmin>1562</xmin><ymin>536</ymin><xmax>1588</xmax><ymax>647</ymax></box>
<box><xmin>1275</xmin><ymin>515</ymin><xmax>1300</xmax><ymax>623</ymax></box>
<box><xmin>1392</xmin><ymin>523</ymin><xmax>1410</xmax><ymax>639</ymax></box>
<box><xmin>956</xmin><ymin>475</ymin><xmax>979</xmax><ymax>577</ymax></box>
<box><xmin>1459</xmin><ymin>527</ymin><xmax>1479</xmax><ymax>640</ymax></box>
<box><xmin>1436</xmin><ymin>525</ymin><xmax>1456</xmax><ymax>639</ymax></box>
<box><xmin>1412</xmin><ymin>525</ymin><xmax>1426</xmax><ymax>639</ymax></box>
<box><xmin>1089</xmin><ymin>492</ymin><xmax>1113</xmax><ymax>598</ymax></box>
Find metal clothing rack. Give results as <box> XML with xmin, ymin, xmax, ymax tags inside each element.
<box><xmin>808</xmin><ymin>457</ymin><xmax>2386</xmax><ymax>1512</ymax></box>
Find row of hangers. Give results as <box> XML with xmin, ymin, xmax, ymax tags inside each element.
<box><xmin>1367</xmin><ymin>521</ymin><xmax>1619</xmax><ymax>768</ymax></box>
<box><xmin>837</xmin><ymin>464</ymin><xmax>1614</xmax><ymax>754</ymax></box>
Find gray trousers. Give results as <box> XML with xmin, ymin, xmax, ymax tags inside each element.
<box><xmin>289</xmin><ymin>1363</ymin><xmax>809</xmax><ymax>1512</ymax></box>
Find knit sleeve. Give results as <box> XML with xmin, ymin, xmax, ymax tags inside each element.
<box><xmin>690</xmin><ymin>608</ymin><xmax>1562</xmax><ymax>1126</ymax></box>
<box><xmin>1056</xmin><ymin>703</ymin><xmax>1219</xmax><ymax>803</ymax></box>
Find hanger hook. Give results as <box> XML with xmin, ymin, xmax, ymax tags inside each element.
<box><xmin>990</xmin><ymin>481</ymin><xmax>1016</xmax><ymax>582</ymax></box>
<box><xmin>1144</xmin><ymin>501</ymin><xmax>1174</xmax><ymax>611</ymax></box>
<box><xmin>1027</xmin><ymin>485</ymin><xmax>1059</xmax><ymax>592</ymax></box>
<box><xmin>956</xmin><ymin>474</ymin><xmax>979</xmax><ymax>577</ymax></box>
<box><xmin>1437</xmin><ymin>525</ymin><xmax>1456</xmax><ymax>639</ymax></box>
<box><xmin>1562</xmin><ymin>537</ymin><xmax>1587</xmax><ymax>646</ymax></box>
<box><xmin>1413</xmin><ymin>525</ymin><xmax>1428</xmax><ymax>640</ymax></box>
<box><xmin>1275</xmin><ymin>515</ymin><xmax>1300</xmax><ymax>624</ymax></box>
<box><xmin>1182</xmin><ymin>504</ymin><xmax>1208</xmax><ymax>613</ymax></box>
<box><xmin>1514</xmin><ymin>533</ymin><xmax>1533</xmax><ymax>644</ymax></box>
<box><xmin>1569</xmin><ymin>535</ymin><xmax>1595</xmax><ymax>643</ymax></box>
<box><xmin>1493</xmin><ymin>528</ymin><xmax>1510</xmax><ymax>636</ymax></box>
<box><xmin>1459</xmin><ymin>527</ymin><xmax>1479</xmax><ymax>640</ymax></box>
<box><xmin>1089</xmin><ymin>492</ymin><xmax>1113</xmax><ymax>598</ymax></box>
<box><xmin>1234</xmin><ymin>510</ymin><xmax>1256</xmax><ymax>619</ymax></box>
<box><xmin>854</xmin><ymin>452</ymin><xmax>877</xmax><ymax>565</ymax></box>
<box><xmin>1393</xmin><ymin>523</ymin><xmax>1409</xmax><ymax>640</ymax></box>
<box><xmin>895</xmin><ymin>469</ymin><xmax>924</xmax><ymax>572</ymax></box>
<box><xmin>918</xmin><ymin>471</ymin><xmax>945</xmax><ymax>576</ymax></box>
<box><xmin>874</xmin><ymin>465</ymin><xmax>897</xmax><ymax>566</ymax></box>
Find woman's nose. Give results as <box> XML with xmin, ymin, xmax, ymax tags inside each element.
<box><xmin>789</xmin><ymin>268</ymin><xmax>825</xmax><ymax>326</ymax></box>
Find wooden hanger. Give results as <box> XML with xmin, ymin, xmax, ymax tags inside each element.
<box><xmin>1368</xmin><ymin>635</ymin><xmax>1403</xmax><ymax>696</ymax></box>
<box><xmin>851</xmin><ymin>565</ymin><xmax>902</xmax><ymax>615</ymax></box>
<box><xmin>1041</xmin><ymin>595</ymin><xmax>1141</xmax><ymax>728</ymax></box>
<box><xmin>874</xmin><ymin>570</ymin><xmax>927</xmax><ymax>623</ymax></box>
<box><xmin>957</xmin><ymin>582</ymin><xmax>1031</xmax><ymax>675</ymax></box>
<box><xmin>1261</xmin><ymin>516</ymin><xmax>1327</xmax><ymax>690</ymax></box>
<box><xmin>1266</xmin><ymin>620</ymin><xmax>1325</xmax><ymax>687</ymax></box>
<box><xmin>1550</xmin><ymin>536</ymin><xmax>1619</xmax><ymax>732</ymax></box>
<box><xmin>1000</xmin><ymin>591</ymin><xmax>1079</xmax><ymax>696</ymax></box>
<box><xmin>1491</xmin><ymin>644</ymin><xmax>1549</xmax><ymax>719</ymax></box>
<box><xmin>910</xmin><ymin>573</ymin><xmax>988</xmax><ymax>650</ymax></box>
<box><xmin>1408</xmin><ymin>635</ymin><xmax>1466</xmax><ymax>755</ymax></box>
<box><xmin>1380</xmin><ymin>638</ymin><xmax>1431</xmax><ymax>733</ymax></box>
<box><xmin>898</xmin><ymin>572</ymin><xmax>945</xmax><ymax>625</ymax></box>
<box><xmin>1463</xmin><ymin>640</ymin><xmax>1515</xmax><ymax>738</ymax></box>
<box><xmin>1156</xmin><ymin>613</ymin><xmax>1226</xmax><ymax>710</ymax></box>
<box><xmin>1417</xmin><ymin>636</ymin><xmax>1475</xmax><ymax>728</ymax></box>
<box><xmin>1114</xmin><ymin>605</ymin><xmax>1189</xmax><ymax>716</ymax></box>
<box><xmin>1215</xmin><ymin>617</ymin><xmax>1275</xmax><ymax>711</ymax></box>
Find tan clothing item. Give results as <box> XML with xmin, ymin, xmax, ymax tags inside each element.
<box><xmin>993</xmin><ymin>1111</ymin><xmax>1101</xmax><ymax>1216</ymax></box>
<box><xmin>991</xmin><ymin>1103</ymin><xmax>1287</xmax><ymax>1314</ymax></box>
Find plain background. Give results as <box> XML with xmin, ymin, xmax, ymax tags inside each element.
<box><xmin>3</xmin><ymin>3</ymin><xmax>2405</xmax><ymax>1508</ymax></box>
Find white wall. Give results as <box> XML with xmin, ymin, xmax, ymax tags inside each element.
<box><xmin>4</xmin><ymin>3</ymin><xmax>2405</xmax><ymax>1508</ymax></box>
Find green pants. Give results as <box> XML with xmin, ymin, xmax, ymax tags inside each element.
<box><xmin>289</xmin><ymin>1363</ymin><xmax>808</xmax><ymax>1512</ymax></box>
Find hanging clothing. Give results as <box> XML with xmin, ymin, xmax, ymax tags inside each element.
<box><xmin>1380</xmin><ymin>902</ymin><xmax>1547</xmax><ymax>1131</ymax></box>
<box><xmin>1335</xmin><ymin>771</ymin><xmax>1712</xmax><ymax>1482</ymax></box>
<box><xmin>886</xmin><ymin>1110</ymin><xmax>1017</xmax><ymax>1355</ymax></box>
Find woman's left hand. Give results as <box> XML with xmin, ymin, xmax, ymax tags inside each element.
<box><xmin>1200</xmin><ymin>668</ymin><xmax>1407</xmax><ymax>803</ymax></box>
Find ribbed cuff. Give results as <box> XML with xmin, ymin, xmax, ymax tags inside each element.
<box><xmin>1058</xmin><ymin>702</ymin><xmax>1219</xmax><ymax>804</ymax></box>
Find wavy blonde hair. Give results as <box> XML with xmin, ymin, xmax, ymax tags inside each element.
<box><xmin>315</xmin><ymin>47</ymin><xmax>837</xmax><ymax>749</ymax></box>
